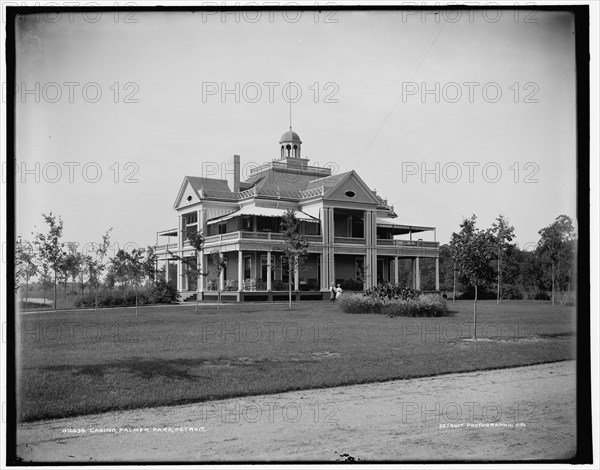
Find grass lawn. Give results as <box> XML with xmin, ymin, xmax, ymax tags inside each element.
<box><xmin>16</xmin><ymin>300</ymin><xmax>576</xmax><ymax>422</ymax></box>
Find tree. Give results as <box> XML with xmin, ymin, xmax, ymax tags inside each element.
<box><xmin>187</xmin><ymin>231</ymin><xmax>205</xmax><ymax>313</ymax></box>
<box><xmin>60</xmin><ymin>243</ymin><xmax>81</xmax><ymax>303</ymax></box>
<box><xmin>39</xmin><ymin>264</ymin><xmax>53</xmax><ymax>306</ymax></box>
<box><xmin>281</xmin><ymin>209</ymin><xmax>309</xmax><ymax>310</ymax></box>
<box><xmin>84</xmin><ymin>256</ymin><xmax>101</xmax><ymax>305</ymax></box>
<box><xmin>109</xmin><ymin>249</ymin><xmax>130</xmax><ymax>291</ymax></box>
<box><xmin>126</xmin><ymin>248</ymin><xmax>146</xmax><ymax>316</ymax></box>
<box><xmin>449</xmin><ymin>215</ymin><xmax>495</xmax><ymax>340</ymax></box>
<box><xmin>33</xmin><ymin>213</ymin><xmax>65</xmax><ymax>310</ymax></box>
<box><xmin>17</xmin><ymin>240</ymin><xmax>38</xmax><ymax>304</ymax></box>
<box><xmin>142</xmin><ymin>246</ymin><xmax>157</xmax><ymax>287</ymax></box>
<box><xmin>164</xmin><ymin>231</ymin><xmax>207</xmax><ymax>312</ymax></box>
<box><xmin>536</xmin><ymin>215</ymin><xmax>576</xmax><ymax>306</ymax></box>
<box><xmin>490</xmin><ymin>215</ymin><xmax>515</xmax><ymax>304</ymax></box>
<box><xmin>89</xmin><ymin>229</ymin><xmax>113</xmax><ymax>310</ymax></box>
<box><xmin>210</xmin><ymin>250</ymin><xmax>227</xmax><ymax>310</ymax></box>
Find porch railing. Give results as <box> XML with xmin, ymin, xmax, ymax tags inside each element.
<box><xmin>334</xmin><ymin>236</ymin><xmax>366</xmax><ymax>245</ymax></box>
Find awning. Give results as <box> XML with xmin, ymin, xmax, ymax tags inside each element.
<box><xmin>376</xmin><ymin>217</ymin><xmax>434</xmax><ymax>234</ymax></box>
<box><xmin>207</xmin><ymin>206</ymin><xmax>320</xmax><ymax>224</ymax></box>
<box><xmin>300</xmin><ymin>206</ymin><xmax>321</xmax><ymax>219</ymax></box>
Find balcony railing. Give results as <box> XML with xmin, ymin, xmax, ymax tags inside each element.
<box><xmin>334</xmin><ymin>236</ymin><xmax>366</xmax><ymax>245</ymax></box>
<box><xmin>203</xmin><ymin>231</ymin><xmax>322</xmax><ymax>245</ymax></box>
<box><xmin>159</xmin><ymin>231</ymin><xmax>438</xmax><ymax>251</ymax></box>
<box><xmin>155</xmin><ymin>242</ymin><xmax>178</xmax><ymax>253</ymax></box>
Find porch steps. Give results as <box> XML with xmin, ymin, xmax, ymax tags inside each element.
<box><xmin>179</xmin><ymin>292</ymin><xmax>197</xmax><ymax>302</ymax></box>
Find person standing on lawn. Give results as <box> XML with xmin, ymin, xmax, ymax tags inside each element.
<box><xmin>336</xmin><ymin>284</ymin><xmax>343</xmax><ymax>300</ymax></box>
<box><xmin>330</xmin><ymin>283</ymin><xmax>337</xmax><ymax>302</ymax></box>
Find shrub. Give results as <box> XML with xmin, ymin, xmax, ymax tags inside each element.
<box><xmin>338</xmin><ymin>279</ymin><xmax>364</xmax><ymax>291</ymax></box>
<box><xmin>19</xmin><ymin>301</ymin><xmax>49</xmax><ymax>309</ymax></box>
<box><xmin>364</xmin><ymin>283</ymin><xmax>420</xmax><ymax>301</ymax></box>
<box><xmin>74</xmin><ymin>281</ymin><xmax>180</xmax><ymax>308</ymax></box>
<box><xmin>147</xmin><ymin>279</ymin><xmax>181</xmax><ymax>304</ymax></box>
<box><xmin>499</xmin><ymin>284</ymin><xmax>524</xmax><ymax>300</ymax></box>
<box><xmin>457</xmin><ymin>286</ymin><xmax>496</xmax><ymax>300</ymax></box>
<box><xmin>533</xmin><ymin>291</ymin><xmax>550</xmax><ymax>301</ymax></box>
<box><xmin>338</xmin><ymin>293</ymin><xmax>450</xmax><ymax>317</ymax></box>
<box><xmin>558</xmin><ymin>292</ymin><xmax>576</xmax><ymax>306</ymax></box>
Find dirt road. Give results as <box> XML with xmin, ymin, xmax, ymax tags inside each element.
<box><xmin>17</xmin><ymin>360</ymin><xmax>576</xmax><ymax>462</ymax></box>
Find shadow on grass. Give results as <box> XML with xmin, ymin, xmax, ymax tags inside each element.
<box><xmin>40</xmin><ymin>355</ymin><xmax>321</xmax><ymax>381</ymax></box>
<box><xmin>43</xmin><ymin>357</ymin><xmax>225</xmax><ymax>380</ymax></box>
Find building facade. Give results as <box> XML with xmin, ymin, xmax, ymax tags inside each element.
<box><xmin>154</xmin><ymin>128</ymin><xmax>440</xmax><ymax>301</ymax></box>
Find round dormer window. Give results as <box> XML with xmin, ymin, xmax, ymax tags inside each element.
<box><xmin>187</xmin><ymin>195</ymin><xmax>192</xmax><ymax>202</ymax></box>
<box><xmin>345</xmin><ymin>190</ymin><xmax>356</xmax><ymax>198</ymax></box>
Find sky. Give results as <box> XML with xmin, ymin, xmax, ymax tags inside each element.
<box><xmin>13</xmin><ymin>8</ymin><xmax>578</xmax><ymax>256</ymax></box>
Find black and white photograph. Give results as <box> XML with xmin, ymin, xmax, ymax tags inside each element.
<box><xmin>2</xmin><ymin>1</ymin><xmax>597</xmax><ymax>466</ymax></box>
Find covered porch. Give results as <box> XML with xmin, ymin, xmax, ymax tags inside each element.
<box><xmin>178</xmin><ymin>250</ymin><xmax>326</xmax><ymax>301</ymax></box>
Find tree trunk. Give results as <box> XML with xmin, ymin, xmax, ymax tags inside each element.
<box><xmin>288</xmin><ymin>264</ymin><xmax>293</xmax><ymax>310</ymax></box>
<box><xmin>496</xmin><ymin>258</ymin><xmax>501</xmax><ymax>305</ymax></box>
<box><xmin>473</xmin><ymin>284</ymin><xmax>478</xmax><ymax>341</ymax></box>
<box><xmin>551</xmin><ymin>262</ymin><xmax>555</xmax><ymax>307</ymax></box>
<box><xmin>452</xmin><ymin>262</ymin><xmax>456</xmax><ymax>302</ymax></box>
<box><xmin>135</xmin><ymin>284</ymin><xmax>138</xmax><ymax>316</ymax></box>
<box><xmin>53</xmin><ymin>273</ymin><xmax>57</xmax><ymax>310</ymax></box>
<box><xmin>25</xmin><ymin>279</ymin><xmax>29</xmax><ymax>306</ymax></box>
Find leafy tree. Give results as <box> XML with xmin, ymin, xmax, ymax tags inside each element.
<box><xmin>449</xmin><ymin>215</ymin><xmax>495</xmax><ymax>340</ymax></box>
<box><xmin>39</xmin><ymin>264</ymin><xmax>53</xmax><ymax>306</ymax></box>
<box><xmin>536</xmin><ymin>215</ymin><xmax>576</xmax><ymax>306</ymax></box>
<box><xmin>164</xmin><ymin>231</ymin><xmax>207</xmax><ymax>312</ymax></box>
<box><xmin>33</xmin><ymin>213</ymin><xmax>65</xmax><ymax>309</ymax></box>
<box><xmin>109</xmin><ymin>249</ymin><xmax>130</xmax><ymax>291</ymax></box>
<box><xmin>448</xmin><ymin>235</ymin><xmax>460</xmax><ymax>302</ymax></box>
<box><xmin>17</xmin><ymin>240</ymin><xmax>38</xmax><ymax>304</ymax></box>
<box><xmin>84</xmin><ymin>256</ymin><xmax>102</xmax><ymax>305</ymax></box>
<box><xmin>187</xmin><ymin>231</ymin><xmax>205</xmax><ymax>313</ymax></box>
<box><xmin>126</xmin><ymin>248</ymin><xmax>146</xmax><ymax>316</ymax></box>
<box><xmin>490</xmin><ymin>215</ymin><xmax>515</xmax><ymax>304</ymax></box>
<box><xmin>210</xmin><ymin>250</ymin><xmax>227</xmax><ymax>310</ymax></box>
<box><xmin>142</xmin><ymin>246</ymin><xmax>157</xmax><ymax>287</ymax></box>
<box><xmin>281</xmin><ymin>209</ymin><xmax>309</xmax><ymax>310</ymax></box>
<box><xmin>89</xmin><ymin>229</ymin><xmax>113</xmax><ymax>309</ymax></box>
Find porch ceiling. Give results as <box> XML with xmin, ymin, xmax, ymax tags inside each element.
<box><xmin>376</xmin><ymin>217</ymin><xmax>434</xmax><ymax>234</ymax></box>
<box><xmin>207</xmin><ymin>206</ymin><xmax>319</xmax><ymax>224</ymax></box>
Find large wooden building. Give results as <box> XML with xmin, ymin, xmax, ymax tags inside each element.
<box><xmin>154</xmin><ymin>128</ymin><xmax>440</xmax><ymax>301</ymax></box>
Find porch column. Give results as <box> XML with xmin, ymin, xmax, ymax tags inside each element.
<box><xmin>177</xmin><ymin>259</ymin><xmax>183</xmax><ymax>292</ymax></box>
<box><xmin>415</xmin><ymin>257</ymin><xmax>421</xmax><ymax>290</ymax></box>
<box><xmin>238</xmin><ymin>250</ymin><xmax>243</xmax><ymax>292</ymax></box>
<box><xmin>177</xmin><ymin>214</ymin><xmax>184</xmax><ymax>291</ymax></box>
<box><xmin>267</xmin><ymin>250</ymin><xmax>272</xmax><ymax>291</ymax></box>
<box><xmin>328</xmin><ymin>208</ymin><xmax>335</xmax><ymax>287</ymax></box>
<box><xmin>219</xmin><ymin>255</ymin><xmax>225</xmax><ymax>292</ymax></box>
<box><xmin>165</xmin><ymin>258</ymin><xmax>170</xmax><ymax>283</ymax></box>
<box><xmin>197</xmin><ymin>252</ymin><xmax>204</xmax><ymax>293</ymax></box>
<box><xmin>365</xmin><ymin>211</ymin><xmax>373</xmax><ymax>288</ymax></box>
<box><xmin>435</xmin><ymin>257</ymin><xmax>440</xmax><ymax>291</ymax></box>
<box><xmin>294</xmin><ymin>255</ymin><xmax>299</xmax><ymax>291</ymax></box>
<box><xmin>394</xmin><ymin>256</ymin><xmax>399</xmax><ymax>284</ymax></box>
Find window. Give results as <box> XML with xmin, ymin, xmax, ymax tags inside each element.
<box><xmin>218</xmin><ymin>223</ymin><xmax>227</xmax><ymax>235</ymax></box>
<box><xmin>242</xmin><ymin>215</ymin><xmax>253</xmax><ymax>231</ymax></box>
<box><xmin>244</xmin><ymin>256</ymin><xmax>252</xmax><ymax>280</ymax></box>
<box><xmin>345</xmin><ymin>190</ymin><xmax>356</xmax><ymax>198</ymax></box>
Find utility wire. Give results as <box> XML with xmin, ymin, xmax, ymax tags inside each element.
<box><xmin>353</xmin><ymin>20</ymin><xmax>447</xmax><ymax>170</ymax></box>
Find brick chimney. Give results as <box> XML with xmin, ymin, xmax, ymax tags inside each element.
<box><xmin>233</xmin><ymin>154</ymin><xmax>240</xmax><ymax>193</ymax></box>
